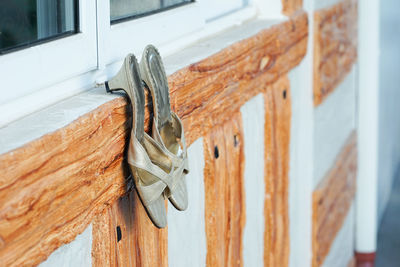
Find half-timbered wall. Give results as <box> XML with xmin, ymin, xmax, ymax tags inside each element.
<box><xmin>311</xmin><ymin>0</ymin><xmax>358</xmax><ymax>266</ymax></box>
<box><xmin>0</xmin><ymin>11</ymin><xmax>308</xmax><ymax>266</ymax></box>
<box><xmin>0</xmin><ymin>0</ymin><xmax>365</xmax><ymax>266</ymax></box>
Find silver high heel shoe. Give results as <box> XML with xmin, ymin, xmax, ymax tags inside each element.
<box><xmin>139</xmin><ymin>45</ymin><xmax>189</xmax><ymax>211</ymax></box>
<box><xmin>106</xmin><ymin>54</ymin><xmax>174</xmax><ymax>228</ymax></box>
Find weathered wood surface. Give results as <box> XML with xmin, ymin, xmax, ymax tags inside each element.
<box><xmin>203</xmin><ymin>113</ymin><xmax>245</xmax><ymax>267</ymax></box>
<box><xmin>0</xmin><ymin>100</ymin><xmax>131</xmax><ymax>266</ymax></box>
<box><xmin>0</xmin><ymin>13</ymin><xmax>308</xmax><ymax>266</ymax></box>
<box><xmin>264</xmin><ymin>77</ymin><xmax>291</xmax><ymax>267</ymax></box>
<box><xmin>282</xmin><ymin>0</ymin><xmax>303</xmax><ymax>16</ymax></box>
<box><xmin>170</xmin><ymin>11</ymin><xmax>308</xmax><ymax>145</ymax></box>
<box><xmin>313</xmin><ymin>0</ymin><xmax>357</xmax><ymax>106</ymax></box>
<box><xmin>91</xmin><ymin>191</ymin><xmax>168</xmax><ymax>267</ymax></box>
<box><xmin>312</xmin><ymin>132</ymin><xmax>357</xmax><ymax>267</ymax></box>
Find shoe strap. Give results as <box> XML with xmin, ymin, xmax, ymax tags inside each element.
<box><xmin>152</xmin><ymin>113</ymin><xmax>189</xmax><ymax>173</ymax></box>
<box><xmin>127</xmin><ymin>134</ymin><xmax>171</xmax><ymax>205</ymax></box>
<box><xmin>127</xmin><ymin>133</ymin><xmax>185</xmax><ymax>205</ymax></box>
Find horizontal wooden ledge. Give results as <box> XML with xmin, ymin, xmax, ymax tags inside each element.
<box><xmin>0</xmin><ymin>12</ymin><xmax>308</xmax><ymax>266</ymax></box>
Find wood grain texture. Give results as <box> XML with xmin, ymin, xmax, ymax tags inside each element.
<box><xmin>263</xmin><ymin>77</ymin><xmax>291</xmax><ymax>267</ymax></box>
<box><xmin>203</xmin><ymin>113</ymin><xmax>245</xmax><ymax>267</ymax></box>
<box><xmin>91</xmin><ymin>191</ymin><xmax>167</xmax><ymax>267</ymax></box>
<box><xmin>0</xmin><ymin>100</ymin><xmax>131</xmax><ymax>267</ymax></box>
<box><xmin>170</xmin><ymin>11</ymin><xmax>308</xmax><ymax>146</ymax></box>
<box><xmin>282</xmin><ymin>0</ymin><xmax>303</xmax><ymax>16</ymax></box>
<box><xmin>312</xmin><ymin>132</ymin><xmax>357</xmax><ymax>267</ymax></box>
<box><xmin>313</xmin><ymin>0</ymin><xmax>358</xmax><ymax>106</ymax></box>
<box><xmin>0</xmin><ymin>14</ymin><xmax>308</xmax><ymax>266</ymax></box>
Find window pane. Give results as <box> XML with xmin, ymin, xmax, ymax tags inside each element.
<box><xmin>110</xmin><ymin>0</ymin><xmax>193</xmax><ymax>23</ymax></box>
<box><xmin>0</xmin><ymin>0</ymin><xmax>78</xmax><ymax>54</ymax></box>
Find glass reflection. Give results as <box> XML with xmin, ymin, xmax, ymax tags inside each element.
<box><xmin>0</xmin><ymin>0</ymin><xmax>77</xmax><ymax>54</ymax></box>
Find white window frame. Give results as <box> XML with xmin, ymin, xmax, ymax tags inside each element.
<box><xmin>0</xmin><ymin>0</ymin><xmax>97</xmax><ymax>106</ymax></box>
<box><xmin>200</xmin><ymin>0</ymin><xmax>245</xmax><ymax>21</ymax></box>
<box><xmin>97</xmin><ymin>0</ymin><xmax>255</xmax><ymax>69</ymax></box>
<box><xmin>97</xmin><ymin>1</ymin><xmax>204</xmax><ymax>69</ymax></box>
<box><xmin>0</xmin><ymin>0</ymin><xmax>284</xmax><ymax>127</ymax></box>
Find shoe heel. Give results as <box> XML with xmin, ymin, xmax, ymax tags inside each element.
<box><xmin>105</xmin><ymin>60</ymin><xmax>130</xmax><ymax>94</ymax></box>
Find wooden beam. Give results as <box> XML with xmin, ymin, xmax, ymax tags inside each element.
<box><xmin>313</xmin><ymin>0</ymin><xmax>358</xmax><ymax>106</ymax></box>
<box><xmin>203</xmin><ymin>112</ymin><xmax>245</xmax><ymax>267</ymax></box>
<box><xmin>91</xmin><ymin>191</ymin><xmax>168</xmax><ymax>267</ymax></box>
<box><xmin>169</xmin><ymin>11</ymin><xmax>308</xmax><ymax>145</ymax></box>
<box><xmin>282</xmin><ymin>0</ymin><xmax>303</xmax><ymax>16</ymax></box>
<box><xmin>263</xmin><ymin>76</ymin><xmax>291</xmax><ymax>267</ymax></box>
<box><xmin>0</xmin><ymin>13</ymin><xmax>308</xmax><ymax>266</ymax></box>
<box><xmin>0</xmin><ymin>100</ymin><xmax>130</xmax><ymax>266</ymax></box>
<box><xmin>312</xmin><ymin>132</ymin><xmax>357</xmax><ymax>267</ymax></box>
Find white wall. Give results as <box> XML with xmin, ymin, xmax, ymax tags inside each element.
<box><xmin>312</xmin><ymin>69</ymin><xmax>357</xmax><ymax>265</ymax></box>
<box><xmin>168</xmin><ymin>138</ymin><xmax>207</xmax><ymax>267</ymax></box>
<box><xmin>39</xmin><ymin>225</ymin><xmax>92</xmax><ymax>267</ymax></box>
<box><xmin>311</xmin><ymin>0</ymin><xmax>357</xmax><ymax>263</ymax></box>
<box><xmin>241</xmin><ymin>94</ymin><xmax>266</xmax><ymax>267</ymax></box>
<box><xmin>322</xmin><ymin>205</ymin><xmax>355</xmax><ymax>267</ymax></box>
<box><xmin>288</xmin><ymin>62</ymin><xmax>314</xmax><ymax>267</ymax></box>
<box><xmin>314</xmin><ymin>68</ymin><xmax>356</xmax><ymax>188</ymax></box>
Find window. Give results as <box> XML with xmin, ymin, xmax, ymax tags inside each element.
<box><xmin>0</xmin><ymin>0</ymin><xmax>259</xmax><ymax>127</ymax></box>
<box><xmin>0</xmin><ymin>0</ymin><xmax>97</xmax><ymax>109</ymax></box>
<box><xmin>98</xmin><ymin>1</ymin><xmax>204</xmax><ymax>67</ymax></box>
<box><xmin>110</xmin><ymin>0</ymin><xmax>193</xmax><ymax>23</ymax></box>
<box><xmin>0</xmin><ymin>0</ymin><xmax>78</xmax><ymax>54</ymax></box>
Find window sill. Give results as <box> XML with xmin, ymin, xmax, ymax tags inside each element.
<box><xmin>0</xmin><ymin>12</ymin><xmax>308</xmax><ymax>266</ymax></box>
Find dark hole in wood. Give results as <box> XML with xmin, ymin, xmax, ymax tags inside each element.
<box><xmin>283</xmin><ymin>89</ymin><xmax>287</xmax><ymax>99</ymax></box>
<box><xmin>214</xmin><ymin>146</ymin><xmax>219</xmax><ymax>158</ymax></box>
<box><xmin>234</xmin><ymin>135</ymin><xmax>239</xmax><ymax>147</ymax></box>
<box><xmin>116</xmin><ymin>226</ymin><xmax>122</xmax><ymax>242</ymax></box>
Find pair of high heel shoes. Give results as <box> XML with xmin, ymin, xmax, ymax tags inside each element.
<box><xmin>105</xmin><ymin>45</ymin><xmax>189</xmax><ymax>228</ymax></box>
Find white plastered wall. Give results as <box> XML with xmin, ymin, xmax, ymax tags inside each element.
<box><xmin>287</xmin><ymin>0</ymin><xmax>314</xmax><ymax>265</ymax></box>
<box><xmin>288</xmin><ymin>60</ymin><xmax>314</xmax><ymax>267</ymax></box>
<box><xmin>39</xmin><ymin>225</ymin><xmax>92</xmax><ymax>267</ymax></box>
<box><xmin>314</xmin><ymin>67</ymin><xmax>357</xmax><ymax>265</ymax></box>
<box><xmin>314</xmin><ymin>67</ymin><xmax>356</xmax><ymax>188</ymax></box>
<box><xmin>241</xmin><ymin>94</ymin><xmax>266</xmax><ymax>267</ymax></box>
<box><xmin>313</xmin><ymin>70</ymin><xmax>357</xmax><ymax>267</ymax></box>
<box><xmin>310</xmin><ymin>0</ymin><xmax>357</xmax><ymax>264</ymax></box>
<box><xmin>322</xmin><ymin>205</ymin><xmax>355</xmax><ymax>267</ymax></box>
<box><xmin>168</xmin><ymin>138</ymin><xmax>207</xmax><ymax>267</ymax></box>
